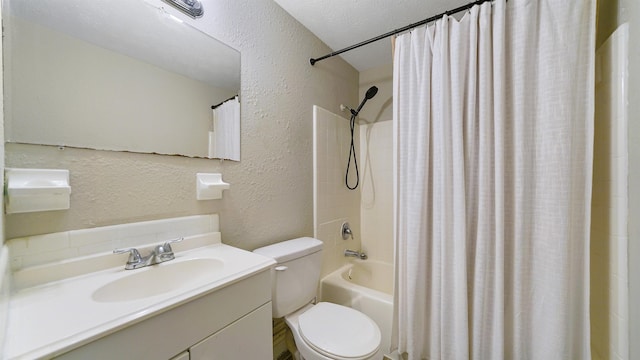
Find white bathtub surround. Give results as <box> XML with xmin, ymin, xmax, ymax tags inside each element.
<box><xmin>393</xmin><ymin>1</ymin><xmax>595</xmax><ymax>359</ymax></box>
<box><xmin>313</xmin><ymin>104</ymin><xmax>395</xmax><ymax>357</ymax></box>
<box><xmin>321</xmin><ymin>260</ymin><xmax>393</xmax><ymax>358</ymax></box>
<box><xmin>359</xmin><ymin>120</ymin><xmax>393</xmax><ymax>264</ymax></box>
<box><xmin>591</xmin><ymin>23</ymin><xmax>629</xmax><ymax>360</ymax></box>
<box><xmin>313</xmin><ymin>106</ymin><xmax>362</xmax><ymax>277</ymax></box>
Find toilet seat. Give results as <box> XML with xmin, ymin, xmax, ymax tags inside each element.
<box><xmin>298</xmin><ymin>302</ymin><xmax>381</xmax><ymax>360</ymax></box>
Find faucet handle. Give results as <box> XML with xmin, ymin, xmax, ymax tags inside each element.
<box><xmin>341</xmin><ymin>222</ymin><xmax>354</xmax><ymax>240</ymax></box>
<box><xmin>154</xmin><ymin>237</ymin><xmax>183</xmax><ymax>262</ymax></box>
<box><xmin>113</xmin><ymin>248</ymin><xmax>142</xmax><ymax>264</ymax></box>
<box><xmin>161</xmin><ymin>237</ymin><xmax>184</xmax><ymax>253</ymax></box>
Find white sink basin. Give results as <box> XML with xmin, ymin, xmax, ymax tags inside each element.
<box><xmin>6</xmin><ymin>234</ymin><xmax>276</xmax><ymax>360</ymax></box>
<box><xmin>92</xmin><ymin>258</ymin><xmax>225</xmax><ymax>302</ymax></box>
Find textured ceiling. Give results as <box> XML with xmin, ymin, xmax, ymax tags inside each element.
<box><xmin>273</xmin><ymin>0</ymin><xmax>472</xmax><ymax>71</ymax></box>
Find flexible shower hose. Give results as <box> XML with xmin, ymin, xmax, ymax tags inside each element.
<box><xmin>345</xmin><ymin>113</ymin><xmax>359</xmax><ymax>190</ymax></box>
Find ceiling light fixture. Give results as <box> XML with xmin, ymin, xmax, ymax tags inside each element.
<box><xmin>162</xmin><ymin>0</ymin><xmax>204</xmax><ymax>19</ymax></box>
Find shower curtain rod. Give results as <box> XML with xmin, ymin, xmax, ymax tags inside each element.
<box><xmin>211</xmin><ymin>95</ymin><xmax>238</xmax><ymax>109</ymax></box>
<box><xmin>310</xmin><ymin>0</ymin><xmax>495</xmax><ymax>66</ymax></box>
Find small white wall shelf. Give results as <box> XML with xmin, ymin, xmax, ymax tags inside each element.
<box><xmin>5</xmin><ymin>168</ymin><xmax>71</xmax><ymax>214</ymax></box>
<box><xmin>196</xmin><ymin>173</ymin><xmax>229</xmax><ymax>200</ymax></box>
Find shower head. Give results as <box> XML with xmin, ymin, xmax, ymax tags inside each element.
<box><xmin>351</xmin><ymin>86</ymin><xmax>378</xmax><ymax>117</ymax></box>
<box><xmin>365</xmin><ymin>86</ymin><xmax>378</xmax><ymax>99</ymax></box>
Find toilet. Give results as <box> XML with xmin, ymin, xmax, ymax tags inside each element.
<box><xmin>254</xmin><ymin>237</ymin><xmax>381</xmax><ymax>360</ymax></box>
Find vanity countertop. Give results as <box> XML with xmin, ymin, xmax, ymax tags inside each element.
<box><xmin>4</xmin><ymin>233</ymin><xmax>275</xmax><ymax>359</ymax></box>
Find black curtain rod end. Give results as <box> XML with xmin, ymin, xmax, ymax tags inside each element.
<box><xmin>310</xmin><ymin>58</ymin><xmax>317</xmax><ymax>66</ymax></box>
<box><xmin>211</xmin><ymin>95</ymin><xmax>238</xmax><ymax>109</ymax></box>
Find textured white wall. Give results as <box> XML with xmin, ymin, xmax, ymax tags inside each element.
<box><xmin>4</xmin><ymin>0</ymin><xmax>359</xmax><ymax>251</ymax></box>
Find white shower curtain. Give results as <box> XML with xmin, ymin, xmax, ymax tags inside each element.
<box><xmin>210</xmin><ymin>97</ymin><xmax>240</xmax><ymax>161</ymax></box>
<box><xmin>392</xmin><ymin>1</ymin><xmax>595</xmax><ymax>359</ymax></box>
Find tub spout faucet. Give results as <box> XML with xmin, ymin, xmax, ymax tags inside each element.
<box><xmin>344</xmin><ymin>249</ymin><xmax>368</xmax><ymax>260</ymax></box>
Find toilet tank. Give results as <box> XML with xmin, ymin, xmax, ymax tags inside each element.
<box><xmin>253</xmin><ymin>237</ymin><xmax>323</xmax><ymax>318</ymax></box>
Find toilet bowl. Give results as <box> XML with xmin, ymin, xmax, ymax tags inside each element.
<box><xmin>286</xmin><ymin>302</ymin><xmax>381</xmax><ymax>360</ymax></box>
<box><xmin>253</xmin><ymin>237</ymin><xmax>382</xmax><ymax>360</ymax></box>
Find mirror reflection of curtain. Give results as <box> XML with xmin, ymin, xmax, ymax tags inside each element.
<box><xmin>209</xmin><ymin>97</ymin><xmax>240</xmax><ymax>161</ymax></box>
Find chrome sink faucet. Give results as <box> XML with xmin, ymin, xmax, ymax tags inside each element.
<box><xmin>114</xmin><ymin>237</ymin><xmax>183</xmax><ymax>270</ymax></box>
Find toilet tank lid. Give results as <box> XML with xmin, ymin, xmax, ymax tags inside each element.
<box><xmin>253</xmin><ymin>237</ymin><xmax>323</xmax><ymax>263</ymax></box>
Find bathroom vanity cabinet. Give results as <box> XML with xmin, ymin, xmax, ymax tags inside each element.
<box><xmin>55</xmin><ymin>270</ymin><xmax>272</xmax><ymax>360</ymax></box>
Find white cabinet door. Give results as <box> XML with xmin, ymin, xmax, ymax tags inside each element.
<box><xmin>190</xmin><ymin>302</ymin><xmax>272</xmax><ymax>360</ymax></box>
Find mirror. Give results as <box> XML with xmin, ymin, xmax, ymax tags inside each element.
<box><xmin>3</xmin><ymin>0</ymin><xmax>241</xmax><ymax>160</ymax></box>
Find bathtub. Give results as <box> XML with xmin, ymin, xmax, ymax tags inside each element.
<box><xmin>320</xmin><ymin>260</ymin><xmax>394</xmax><ymax>357</ymax></box>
